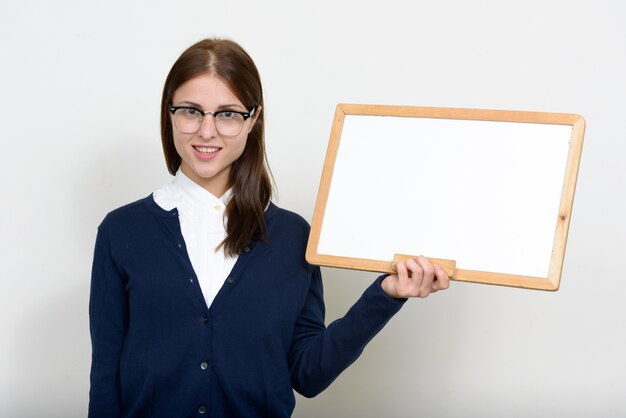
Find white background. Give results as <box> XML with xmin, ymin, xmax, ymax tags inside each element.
<box><xmin>1</xmin><ymin>1</ymin><xmax>624</xmax><ymax>417</ymax></box>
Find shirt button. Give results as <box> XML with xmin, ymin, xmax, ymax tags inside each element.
<box><xmin>198</xmin><ymin>405</ymin><xmax>206</xmax><ymax>414</ymax></box>
<box><xmin>200</xmin><ymin>362</ymin><xmax>208</xmax><ymax>370</ymax></box>
<box><xmin>226</xmin><ymin>277</ymin><xmax>234</xmax><ymax>284</ymax></box>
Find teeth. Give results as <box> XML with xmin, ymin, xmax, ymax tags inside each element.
<box><xmin>194</xmin><ymin>146</ymin><xmax>220</xmax><ymax>154</ymax></box>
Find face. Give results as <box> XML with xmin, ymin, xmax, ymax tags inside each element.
<box><xmin>171</xmin><ymin>73</ymin><xmax>259</xmax><ymax>197</ymax></box>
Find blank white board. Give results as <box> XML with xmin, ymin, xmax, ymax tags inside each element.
<box><xmin>306</xmin><ymin>104</ymin><xmax>586</xmax><ymax>290</ymax></box>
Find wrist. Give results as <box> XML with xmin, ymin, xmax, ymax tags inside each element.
<box><xmin>380</xmin><ymin>275</ymin><xmax>399</xmax><ymax>299</ymax></box>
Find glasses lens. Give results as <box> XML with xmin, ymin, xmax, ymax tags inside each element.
<box><xmin>172</xmin><ymin>108</ymin><xmax>248</xmax><ymax>136</ymax></box>
<box><xmin>215</xmin><ymin>112</ymin><xmax>245</xmax><ymax>137</ymax></box>
<box><xmin>173</xmin><ymin>108</ymin><xmax>202</xmax><ymax>134</ymax></box>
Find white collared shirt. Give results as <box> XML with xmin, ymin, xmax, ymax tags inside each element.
<box><xmin>153</xmin><ymin>170</ymin><xmax>238</xmax><ymax>309</ymax></box>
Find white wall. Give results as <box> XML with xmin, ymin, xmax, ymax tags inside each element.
<box><xmin>1</xmin><ymin>1</ymin><xmax>624</xmax><ymax>416</ymax></box>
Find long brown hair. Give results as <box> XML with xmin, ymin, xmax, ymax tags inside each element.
<box><xmin>160</xmin><ymin>38</ymin><xmax>272</xmax><ymax>256</ymax></box>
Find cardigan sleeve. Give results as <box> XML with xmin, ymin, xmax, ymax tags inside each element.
<box><xmin>287</xmin><ymin>267</ymin><xmax>406</xmax><ymax>397</ymax></box>
<box><xmin>88</xmin><ymin>221</ymin><xmax>129</xmax><ymax>417</ymax></box>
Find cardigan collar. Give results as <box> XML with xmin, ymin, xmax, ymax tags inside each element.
<box><xmin>143</xmin><ymin>190</ymin><xmax>278</xmax><ymax>223</ymax></box>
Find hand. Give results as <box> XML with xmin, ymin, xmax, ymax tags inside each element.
<box><xmin>381</xmin><ymin>255</ymin><xmax>450</xmax><ymax>299</ymax></box>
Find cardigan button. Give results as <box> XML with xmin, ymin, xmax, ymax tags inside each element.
<box><xmin>226</xmin><ymin>277</ymin><xmax>234</xmax><ymax>284</ymax></box>
<box><xmin>203</xmin><ymin>316</ymin><xmax>209</xmax><ymax>323</ymax></box>
<box><xmin>200</xmin><ymin>362</ymin><xmax>208</xmax><ymax>370</ymax></box>
<box><xmin>198</xmin><ymin>405</ymin><xmax>206</xmax><ymax>414</ymax></box>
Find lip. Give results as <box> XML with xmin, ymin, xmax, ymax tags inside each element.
<box><xmin>192</xmin><ymin>145</ymin><xmax>221</xmax><ymax>161</ymax></box>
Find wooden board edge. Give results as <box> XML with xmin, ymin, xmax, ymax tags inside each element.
<box><xmin>455</xmin><ymin>269</ymin><xmax>557</xmax><ymax>291</ymax></box>
<box><xmin>306</xmin><ymin>105</ymin><xmax>347</xmax><ymax>263</ymax></box>
<box><xmin>547</xmin><ymin>115</ymin><xmax>586</xmax><ymax>290</ymax></box>
<box><xmin>305</xmin><ymin>253</ymin><xmax>558</xmax><ymax>291</ymax></box>
<box><xmin>338</xmin><ymin>103</ymin><xmax>582</xmax><ymax>125</ymax></box>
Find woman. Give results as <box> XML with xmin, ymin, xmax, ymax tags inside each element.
<box><xmin>88</xmin><ymin>38</ymin><xmax>449</xmax><ymax>418</ymax></box>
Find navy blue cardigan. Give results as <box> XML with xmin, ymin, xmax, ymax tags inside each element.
<box><xmin>89</xmin><ymin>195</ymin><xmax>405</xmax><ymax>417</ymax></box>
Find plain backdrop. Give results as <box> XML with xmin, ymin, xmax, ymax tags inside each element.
<box><xmin>1</xmin><ymin>1</ymin><xmax>625</xmax><ymax>417</ymax></box>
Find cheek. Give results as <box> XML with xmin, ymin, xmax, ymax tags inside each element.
<box><xmin>172</xmin><ymin>132</ymin><xmax>190</xmax><ymax>156</ymax></box>
<box><xmin>232</xmin><ymin>136</ymin><xmax>249</xmax><ymax>159</ymax></box>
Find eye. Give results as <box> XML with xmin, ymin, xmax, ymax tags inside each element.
<box><xmin>216</xmin><ymin>110</ymin><xmax>240</xmax><ymax>120</ymax></box>
<box><xmin>180</xmin><ymin>107</ymin><xmax>202</xmax><ymax>118</ymax></box>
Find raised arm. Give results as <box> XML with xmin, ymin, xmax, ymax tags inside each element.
<box><xmin>287</xmin><ymin>256</ymin><xmax>449</xmax><ymax>397</ymax></box>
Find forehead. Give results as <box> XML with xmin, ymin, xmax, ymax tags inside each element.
<box><xmin>172</xmin><ymin>73</ymin><xmax>244</xmax><ymax>108</ymax></box>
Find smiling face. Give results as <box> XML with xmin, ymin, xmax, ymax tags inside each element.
<box><xmin>171</xmin><ymin>73</ymin><xmax>259</xmax><ymax>197</ymax></box>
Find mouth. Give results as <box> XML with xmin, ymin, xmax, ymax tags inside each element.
<box><xmin>193</xmin><ymin>145</ymin><xmax>222</xmax><ymax>155</ymax></box>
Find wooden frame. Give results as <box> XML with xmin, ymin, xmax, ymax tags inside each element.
<box><xmin>306</xmin><ymin>104</ymin><xmax>585</xmax><ymax>290</ymax></box>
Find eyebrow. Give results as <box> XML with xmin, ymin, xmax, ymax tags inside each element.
<box><xmin>173</xmin><ymin>100</ymin><xmax>246</xmax><ymax>111</ymax></box>
<box><xmin>174</xmin><ymin>100</ymin><xmax>203</xmax><ymax>108</ymax></box>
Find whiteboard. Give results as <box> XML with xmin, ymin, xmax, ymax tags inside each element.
<box><xmin>306</xmin><ymin>104</ymin><xmax>585</xmax><ymax>290</ymax></box>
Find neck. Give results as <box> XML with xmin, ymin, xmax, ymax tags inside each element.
<box><xmin>179</xmin><ymin>164</ymin><xmax>230</xmax><ymax>198</ymax></box>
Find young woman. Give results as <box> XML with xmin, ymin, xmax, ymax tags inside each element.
<box><xmin>88</xmin><ymin>38</ymin><xmax>450</xmax><ymax>418</ymax></box>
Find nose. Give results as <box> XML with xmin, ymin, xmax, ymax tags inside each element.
<box><xmin>197</xmin><ymin>115</ymin><xmax>218</xmax><ymax>139</ymax></box>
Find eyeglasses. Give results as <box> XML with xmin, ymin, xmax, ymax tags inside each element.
<box><xmin>169</xmin><ymin>106</ymin><xmax>256</xmax><ymax>137</ymax></box>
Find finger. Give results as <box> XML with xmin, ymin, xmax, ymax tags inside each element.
<box><xmin>394</xmin><ymin>261</ymin><xmax>409</xmax><ymax>288</ymax></box>
<box><xmin>416</xmin><ymin>256</ymin><xmax>435</xmax><ymax>297</ymax></box>
<box><xmin>432</xmin><ymin>264</ymin><xmax>451</xmax><ymax>291</ymax></box>
<box><xmin>404</xmin><ymin>258</ymin><xmax>423</xmax><ymax>293</ymax></box>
